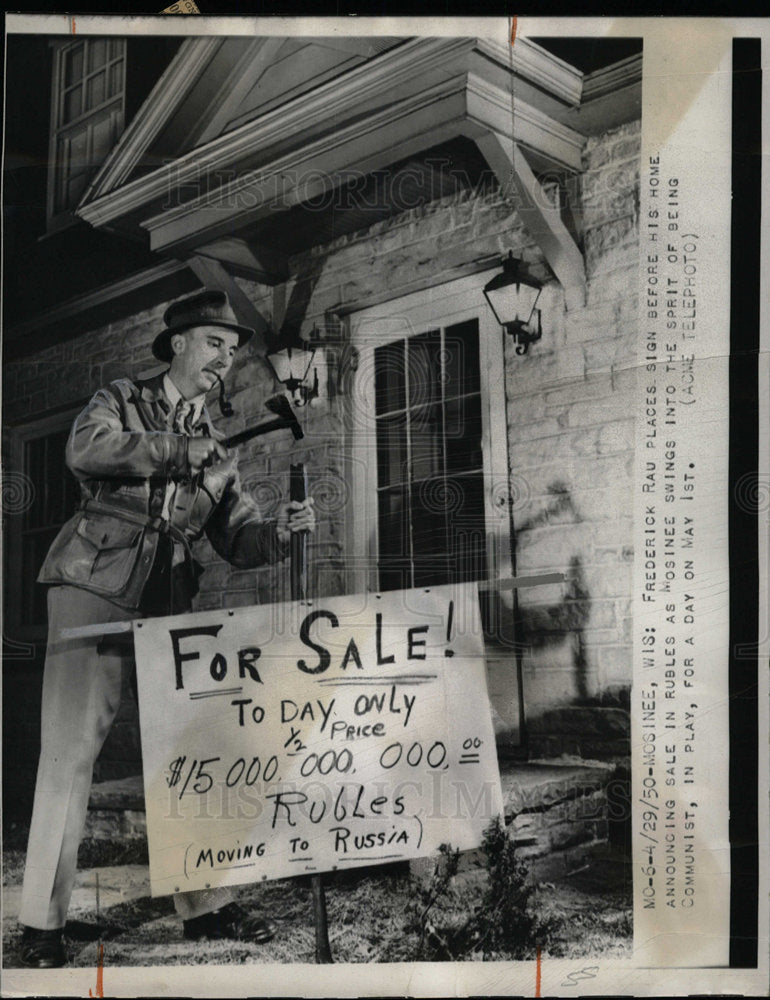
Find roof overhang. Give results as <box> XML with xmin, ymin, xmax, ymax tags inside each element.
<box><xmin>76</xmin><ymin>35</ymin><xmax>641</xmax><ymax>309</ymax></box>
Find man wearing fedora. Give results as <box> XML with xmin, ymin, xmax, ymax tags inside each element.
<box><xmin>17</xmin><ymin>289</ymin><xmax>315</xmax><ymax>968</ymax></box>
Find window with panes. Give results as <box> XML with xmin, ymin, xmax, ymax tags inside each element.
<box><xmin>374</xmin><ymin>318</ymin><xmax>487</xmax><ymax>591</ymax></box>
<box><xmin>49</xmin><ymin>38</ymin><xmax>126</xmax><ymax>221</ymax></box>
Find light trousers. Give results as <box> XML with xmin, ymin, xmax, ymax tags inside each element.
<box><xmin>19</xmin><ymin>585</ymin><xmax>233</xmax><ymax>929</ymax></box>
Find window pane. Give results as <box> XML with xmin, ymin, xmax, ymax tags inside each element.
<box><xmin>411</xmin><ymin>479</ymin><xmax>448</xmax><ymax>555</ymax></box>
<box><xmin>88</xmin><ymin>39</ymin><xmax>109</xmax><ymax>72</ymax></box>
<box><xmin>64</xmin><ymin>44</ymin><xmax>85</xmax><ymax>87</ymax></box>
<box><xmin>446</xmin><ymin>473</ymin><xmax>488</xmax><ymax>582</ymax></box>
<box><xmin>67</xmin><ymin>128</ymin><xmax>88</xmax><ymax>171</ymax></box>
<box><xmin>378</xmin><ymin>487</ymin><xmax>409</xmax><ymax>555</ymax></box>
<box><xmin>411</xmin><ymin>479</ymin><xmax>449</xmax><ymax>586</ymax></box>
<box><xmin>444</xmin><ymin>319</ymin><xmax>480</xmax><ymax>397</ymax></box>
<box><xmin>445</xmin><ymin>394</ymin><xmax>483</xmax><ymax>472</ymax></box>
<box><xmin>374</xmin><ymin>341</ymin><xmax>405</xmax><ymax>414</ymax></box>
<box><xmin>379</xmin><ymin>564</ymin><xmax>412</xmax><ymax>593</ymax></box>
<box><xmin>410</xmin><ymin>403</ymin><xmax>443</xmax><ymax>481</ymax></box>
<box><xmin>108</xmin><ymin>60</ymin><xmax>124</xmax><ymax>98</ymax></box>
<box><xmin>92</xmin><ymin>112</ymin><xmax>119</xmax><ymax>160</ymax></box>
<box><xmin>378</xmin><ymin>486</ymin><xmax>411</xmax><ymax>591</ymax></box>
<box><xmin>376</xmin><ymin>414</ymin><xmax>407</xmax><ymax>488</ymax></box>
<box><xmin>87</xmin><ymin>71</ymin><xmax>106</xmax><ymax>110</ymax></box>
<box><xmin>64</xmin><ymin>85</ymin><xmax>82</xmax><ymax>123</ymax></box>
<box><xmin>24</xmin><ymin>439</ymin><xmax>46</xmax><ymax>529</ymax></box>
<box><xmin>407</xmin><ymin>329</ymin><xmax>440</xmax><ymax>409</ymax></box>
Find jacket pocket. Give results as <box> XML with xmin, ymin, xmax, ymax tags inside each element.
<box><xmin>61</xmin><ymin>513</ymin><xmax>144</xmax><ymax>594</ymax></box>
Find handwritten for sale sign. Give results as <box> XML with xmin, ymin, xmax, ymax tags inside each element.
<box><xmin>133</xmin><ymin>583</ymin><xmax>504</xmax><ymax>897</ymax></box>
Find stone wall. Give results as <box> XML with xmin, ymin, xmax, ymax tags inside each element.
<box><xmin>505</xmin><ymin>121</ymin><xmax>639</xmax><ymax>747</ymax></box>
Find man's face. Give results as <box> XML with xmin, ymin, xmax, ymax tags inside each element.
<box><xmin>169</xmin><ymin>325</ymin><xmax>240</xmax><ymax>398</ymax></box>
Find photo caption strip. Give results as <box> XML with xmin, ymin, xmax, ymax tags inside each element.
<box><xmin>633</xmin><ymin>27</ymin><xmax>732</xmax><ymax>966</ymax></box>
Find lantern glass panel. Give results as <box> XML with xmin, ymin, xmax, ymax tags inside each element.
<box><xmin>485</xmin><ymin>282</ymin><xmax>540</xmax><ymax>327</ymax></box>
<box><xmin>268</xmin><ymin>344</ymin><xmax>315</xmax><ymax>384</ymax></box>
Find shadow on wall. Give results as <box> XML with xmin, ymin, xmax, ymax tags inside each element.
<box><xmin>515</xmin><ymin>482</ymin><xmax>592</xmax><ymax>701</ymax></box>
<box><xmin>280</xmin><ymin>256</ymin><xmax>327</xmax><ymax>341</ymax></box>
<box><xmin>514</xmin><ymin>482</ymin><xmax>631</xmax><ymax>762</ymax></box>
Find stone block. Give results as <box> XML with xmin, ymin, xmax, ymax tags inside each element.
<box><xmin>612</xmin><ymin>136</ymin><xmax>642</xmax><ymax>162</ymax></box>
<box><xmin>548</xmin><ymin>819</ymin><xmax>594</xmax><ymax>852</ymax></box>
<box><xmin>584</xmin><ymin>142</ymin><xmax>611</xmax><ymax>170</ymax></box>
<box><xmin>224</xmin><ymin>589</ymin><xmax>259</xmax><ymax>609</ymax></box>
<box><xmin>522</xmin><ymin>666</ymin><xmax>582</xmax><ymax>714</ymax></box>
<box><xmin>501</xmin><ymin>761</ymin><xmax>611</xmax><ymax>811</ymax></box>
<box><xmin>577</xmin><ymin>489</ymin><xmax>633</xmax><ymax>525</ymax></box>
<box><xmin>597</xmin><ymin>645</ymin><xmax>632</xmax><ymax>685</ymax></box>
<box><xmin>564</xmin><ymin>394</ymin><xmax>627</xmax><ymax>429</ymax></box>
<box><xmin>580</xmin><ymin>334</ymin><xmax>630</xmax><ymax>375</ymax></box>
<box><xmin>528</xmin><ymin>706</ymin><xmax>629</xmax><ymax>741</ymax></box>
<box><xmin>585</xmin><ymin>216</ymin><xmax>638</xmax><ymax>273</ymax></box>
<box><xmin>200</xmin><ymin>562</ymin><xmax>231</xmax><ymax>589</ymax></box>
<box><xmin>584</xmin><ymin>562</ymin><xmax>632</xmax><ymax>601</ymax></box>
<box><xmin>587</xmin><ymin>256</ymin><xmax>640</xmax><ymax>307</ymax></box>
<box><xmin>525</xmin><ymin>840</ymin><xmax>607</xmax><ymax>881</ymax></box>
<box><xmin>194</xmin><ymin>591</ymin><xmax>223</xmax><ymax>611</ymax></box>
<box><xmin>514</xmin><ymin>526</ymin><xmax>583</xmax><ymax>573</ymax></box>
<box><xmin>84</xmin><ymin>809</ymin><xmax>147</xmax><ymax>841</ymax></box>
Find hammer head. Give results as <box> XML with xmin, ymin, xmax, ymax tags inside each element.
<box><xmin>265</xmin><ymin>393</ymin><xmax>304</xmax><ymax>440</ymax></box>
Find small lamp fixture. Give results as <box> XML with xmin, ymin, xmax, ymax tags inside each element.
<box><xmin>265</xmin><ymin>326</ymin><xmax>319</xmax><ymax>406</ymax></box>
<box><xmin>483</xmin><ymin>251</ymin><xmax>543</xmax><ymax>355</ymax></box>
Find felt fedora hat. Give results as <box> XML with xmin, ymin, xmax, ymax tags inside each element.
<box><xmin>152</xmin><ymin>289</ymin><xmax>255</xmax><ymax>362</ymax></box>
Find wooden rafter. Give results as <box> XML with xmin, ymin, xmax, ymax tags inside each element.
<box><xmin>475</xmin><ymin>131</ymin><xmax>586</xmax><ymax>309</ymax></box>
<box><xmin>196</xmin><ymin>237</ymin><xmax>289</xmax><ymax>285</ymax></box>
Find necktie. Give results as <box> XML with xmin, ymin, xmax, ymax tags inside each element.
<box><xmin>173</xmin><ymin>400</ymin><xmax>195</xmax><ymax>436</ymax></box>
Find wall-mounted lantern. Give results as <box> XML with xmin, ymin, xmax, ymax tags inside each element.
<box><xmin>265</xmin><ymin>327</ymin><xmax>319</xmax><ymax>406</ymax></box>
<box><xmin>483</xmin><ymin>251</ymin><xmax>544</xmax><ymax>355</ymax></box>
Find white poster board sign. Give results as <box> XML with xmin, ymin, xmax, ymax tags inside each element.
<box><xmin>133</xmin><ymin>583</ymin><xmax>504</xmax><ymax>897</ymax></box>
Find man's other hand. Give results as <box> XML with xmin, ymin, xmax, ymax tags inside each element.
<box><xmin>188</xmin><ymin>437</ymin><xmax>229</xmax><ymax>473</ymax></box>
<box><xmin>276</xmin><ymin>499</ymin><xmax>316</xmax><ymax>543</ymax></box>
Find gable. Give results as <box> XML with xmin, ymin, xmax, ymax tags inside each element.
<box><xmin>86</xmin><ymin>35</ymin><xmax>406</xmax><ymax>200</ymax></box>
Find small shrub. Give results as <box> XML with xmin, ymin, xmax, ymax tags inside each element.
<box><xmin>472</xmin><ymin>815</ymin><xmax>545</xmax><ymax>958</ymax></box>
<box><xmin>403</xmin><ymin>818</ymin><xmax>552</xmax><ymax>961</ymax></box>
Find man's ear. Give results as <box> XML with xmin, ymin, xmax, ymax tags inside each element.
<box><xmin>170</xmin><ymin>332</ymin><xmax>187</xmax><ymax>357</ymax></box>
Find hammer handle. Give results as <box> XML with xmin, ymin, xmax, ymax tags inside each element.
<box><xmin>223</xmin><ymin>418</ymin><xmax>302</xmax><ymax>448</ymax></box>
<box><xmin>289</xmin><ymin>463</ymin><xmax>308</xmax><ymax>603</ymax></box>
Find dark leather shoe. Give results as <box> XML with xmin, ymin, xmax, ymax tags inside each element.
<box><xmin>183</xmin><ymin>902</ymin><xmax>277</xmax><ymax>943</ymax></box>
<box><xmin>18</xmin><ymin>926</ymin><xmax>66</xmax><ymax>968</ymax></box>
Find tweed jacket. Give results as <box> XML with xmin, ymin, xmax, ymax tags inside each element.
<box><xmin>38</xmin><ymin>373</ymin><xmax>288</xmax><ymax>609</ymax></box>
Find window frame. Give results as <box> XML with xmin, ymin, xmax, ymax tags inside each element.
<box><xmin>47</xmin><ymin>38</ymin><xmax>127</xmax><ymax>230</ymax></box>
<box><xmin>346</xmin><ymin>269</ymin><xmax>514</xmax><ymax>598</ymax></box>
<box><xmin>4</xmin><ymin>407</ymin><xmax>81</xmax><ymax>642</ymax></box>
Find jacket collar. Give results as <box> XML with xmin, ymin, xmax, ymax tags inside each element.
<box><xmin>162</xmin><ymin>373</ymin><xmax>205</xmax><ymax>425</ymax></box>
<box><xmin>137</xmin><ymin>371</ymin><xmax>168</xmax><ymax>405</ymax></box>
<box><xmin>135</xmin><ymin>371</ymin><xmax>215</xmax><ymax>433</ymax></box>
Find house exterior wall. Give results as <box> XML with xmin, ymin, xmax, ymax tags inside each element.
<box><xmin>3</xmin><ymin>119</ymin><xmax>639</xmax><ymax>789</ymax></box>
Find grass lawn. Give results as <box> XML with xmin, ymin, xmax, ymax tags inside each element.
<box><xmin>2</xmin><ymin>828</ymin><xmax>632</xmax><ymax>967</ymax></box>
